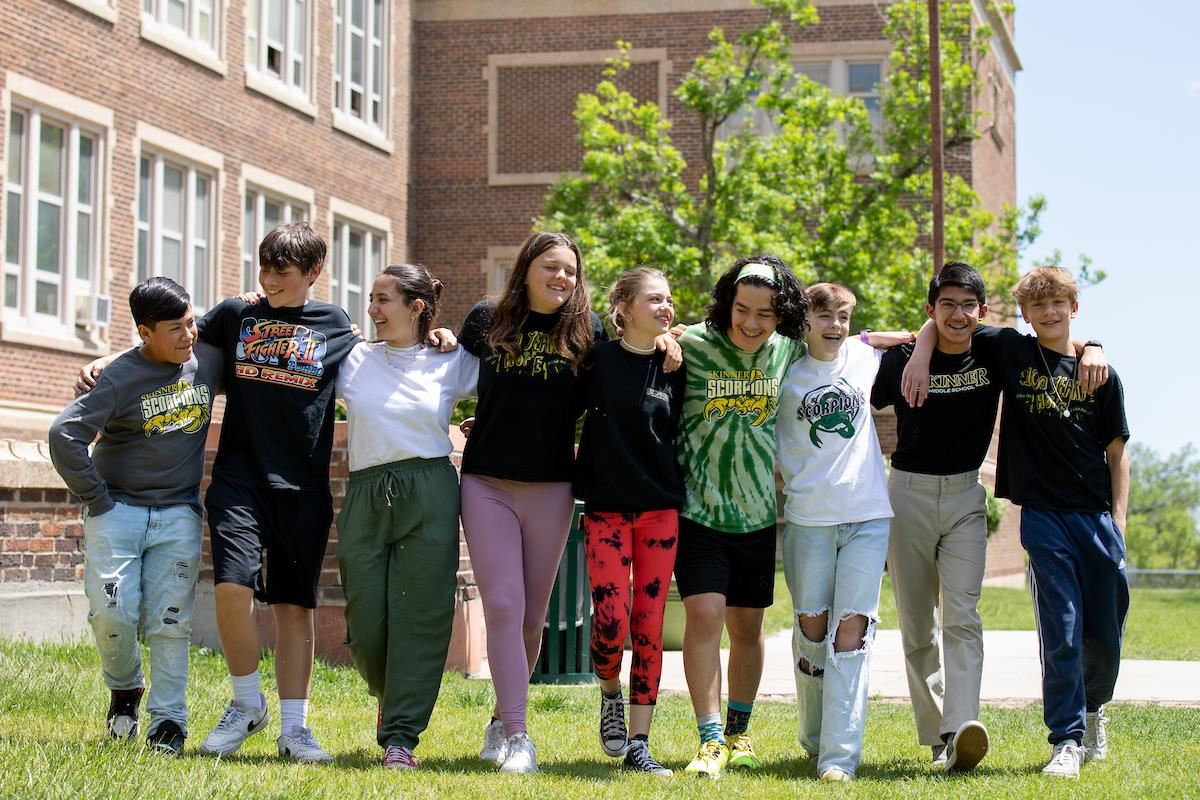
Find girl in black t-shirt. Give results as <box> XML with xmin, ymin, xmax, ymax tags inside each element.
<box><xmin>574</xmin><ymin>268</ymin><xmax>685</xmax><ymax>776</ymax></box>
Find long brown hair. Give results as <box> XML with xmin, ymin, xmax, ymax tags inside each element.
<box><xmin>486</xmin><ymin>231</ymin><xmax>593</xmax><ymax>367</ymax></box>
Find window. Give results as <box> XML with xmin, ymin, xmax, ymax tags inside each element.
<box><xmin>243</xmin><ymin>188</ymin><xmax>308</xmax><ymax>293</ymax></box>
<box><xmin>334</xmin><ymin>0</ymin><xmax>388</xmax><ymax>130</ymax></box>
<box><xmin>330</xmin><ymin>218</ymin><xmax>385</xmax><ymax>333</ymax></box>
<box><xmin>482</xmin><ymin>246</ymin><xmax>519</xmax><ymax>295</ymax></box>
<box><xmin>4</xmin><ymin>106</ymin><xmax>104</xmax><ymax>329</ymax></box>
<box><xmin>137</xmin><ymin>152</ymin><xmax>215</xmax><ymax>312</ymax></box>
<box><xmin>142</xmin><ymin>0</ymin><xmax>223</xmax><ymax>72</ymax></box>
<box><xmin>846</xmin><ymin>62</ymin><xmax>882</xmax><ymax>132</ymax></box>
<box><xmin>246</xmin><ymin>0</ymin><xmax>313</xmax><ymax>109</ymax></box>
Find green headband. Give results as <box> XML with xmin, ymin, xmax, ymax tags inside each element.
<box><xmin>735</xmin><ymin>263</ymin><xmax>779</xmax><ymax>286</ymax></box>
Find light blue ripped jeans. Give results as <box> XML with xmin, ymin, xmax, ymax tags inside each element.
<box><xmin>782</xmin><ymin>518</ymin><xmax>890</xmax><ymax>778</ymax></box>
<box><xmin>83</xmin><ymin>501</ymin><xmax>202</xmax><ymax>733</ymax></box>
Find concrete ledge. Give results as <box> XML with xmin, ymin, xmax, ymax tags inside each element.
<box><xmin>0</xmin><ymin>581</ymin><xmax>90</xmax><ymax>641</ymax></box>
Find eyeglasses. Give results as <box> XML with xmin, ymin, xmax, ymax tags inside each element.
<box><xmin>935</xmin><ymin>300</ymin><xmax>981</xmax><ymax>315</ymax></box>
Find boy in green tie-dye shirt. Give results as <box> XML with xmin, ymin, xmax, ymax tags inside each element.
<box><xmin>674</xmin><ymin>256</ymin><xmax>809</xmax><ymax>778</ymax></box>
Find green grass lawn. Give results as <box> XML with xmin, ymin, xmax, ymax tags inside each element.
<box><xmin>2</xmin><ymin>639</ymin><xmax>1198</xmax><ymax>799</ymax></box>
<box><xmin>762</xmin><ymin>570</ymin><xmax>1200</xmax><ymax>661</ymax></box>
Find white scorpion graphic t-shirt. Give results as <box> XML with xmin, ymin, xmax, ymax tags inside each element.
<box><xmin>777</xmin><ymin>337</ymin><xmax>893</xmax><ymax>526</ymax></box>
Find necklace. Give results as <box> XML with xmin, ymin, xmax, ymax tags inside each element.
<box><xmin>1037</xmin><ymin>345</ymin><xmax>1076</xmax><ymax>418</ymax></box>
<box><xmin>384</xmin><ymin>342</ymin><xmax>420</xmax><ymax>368</ymax></box>
<box><xmin>620</xmin><ymin>337</ymin><xmax>656</xmax><ymax>355</ymax></box>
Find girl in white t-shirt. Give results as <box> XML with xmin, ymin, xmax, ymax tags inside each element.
<box><xmin>775</xmin><ymin>282</ymin><xmax>912</xmax><ymax>782</ymax></box>
<box><xmin>334</xmin><ymin>264</ymin><xmax>478</xmax><ymax>771</ymax></box>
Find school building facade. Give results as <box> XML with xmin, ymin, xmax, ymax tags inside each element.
<box><xmin>0</xmin><ymin>0</ymin><xmax>1022</xmax><ymax>664</ymax></box>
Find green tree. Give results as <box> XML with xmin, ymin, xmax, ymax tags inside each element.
<box><xmin>1127</xmin><ymin>443</ymin><xmax>1200</xmax><ymax>570</ymax></box>
<box><xmin>540</xmin><ymin>0</ymin><xmax>1049</xmax><ymax>328</ymax></box>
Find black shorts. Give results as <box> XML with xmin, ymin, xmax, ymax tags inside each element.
<box><xmin>674</xmin><ymin>517</ymin><xmax>777</xmax><ymax>608</ymax></box>
<box><xmin>205</xmin><ymin>473</ymin><xmax>333</xmax><ymax>608</ymax></box>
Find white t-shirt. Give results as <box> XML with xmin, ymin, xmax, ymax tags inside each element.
<box><xmin>335</xmin><ymin>341</ymin><xmax>479</xmax><ymax>471</ymax></box>
<box><xmin>777</xmin><ymin>338</ymin><xmax>893</xmax><ymax>526</ymax></box>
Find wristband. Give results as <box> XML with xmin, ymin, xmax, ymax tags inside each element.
<box><xmin>1083</xmin><ymin>340</ymin><xmax>1103</xmax><ymax>350</ymax></box>
<box><xmin>859</xmin><ymin>330</ymin><xmax>871</xmax><ymax>344</ymax></box>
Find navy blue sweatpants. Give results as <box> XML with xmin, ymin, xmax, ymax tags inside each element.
<box><xmin>1021</xmin><ymin>507</ymin><xmax>1130</xmax><ymax>745</ymax></box>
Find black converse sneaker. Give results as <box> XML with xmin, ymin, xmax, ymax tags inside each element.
<box><xmin>106</xmin><ymin>687</ymin><xmax>145</xmax><ymax>739</ymax></box>
<box><xmin>624</xmin><ymin>739</ymin><xmax>673</xmax><ymax>777</ymax></box>
<box><xmin>599</xmin><ymin>690</ymin><xmax>628</xmax><ymax>757</ymax></box>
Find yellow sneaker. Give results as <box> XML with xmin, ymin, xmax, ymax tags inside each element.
<box><xmin>727</xmin><ymin>732</ymin><xmax>762</xmax><ymax>770</ymax></box>
<box><xmin>684</xmin><ymin>740</ymin><xmax>729</xmax><ymax>778</ymax></box>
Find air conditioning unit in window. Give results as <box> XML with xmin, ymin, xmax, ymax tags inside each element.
<box><xmin>75</xmin><ymin>293</ymin><xmax>112</xmax><ymax>329</ymax></box>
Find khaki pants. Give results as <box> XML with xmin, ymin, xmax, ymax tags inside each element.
<box><xmin>887</xmin><ymin>468</ymin><xmax>987</xmax><ymax>745</ymax></box>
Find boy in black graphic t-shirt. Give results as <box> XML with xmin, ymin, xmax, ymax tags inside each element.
<box><xmin>906</xmin><ymin>265</ymin><xmax>1128</xmax><ymax>780</ymax></box>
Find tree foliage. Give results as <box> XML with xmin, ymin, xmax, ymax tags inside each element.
<box><xmin>540</xmin><ymin>0</ymin><xmax>1050</xmax><ymax>328</ymax></box>
<box><xmin>1127</xmin><ymin>443</ymin><xmax>1200</xmax><ymax>571</ymax></box>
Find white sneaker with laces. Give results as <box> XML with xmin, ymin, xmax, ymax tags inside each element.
<box><xmin>599</xmin><ymin>691</ymin><xmax>628</xmax><ymax>757</ymax></box>
<box><xmin>1083</xmin><ymin>708</ymin><xmax>1108</xmax><ymax>761</ymax></box>
<box><xmin>499</xmin><ymin>733</ymin><xmax>538</xmax><ymax>774</ymax></box>
<box><xmin>944</xmin><ymin>719</ymin><xmax>989</xmax><ymax>773</ymax></box>
<box><xmin>479</xmin><ymin>717</ymin><xmax>507</xmax><ymax>764</ymax></box>
<box><xmin>277</xmin><ymin>726</ymin><xmax>333</xmax><ymax>762</ymax></box>
<box><xmin>199</xmin><ymin>695</ymin><xmax>269</xmax><ymax>755</ymax></box>
<box><xmin>1042</xmin><ymin>739</ymin><xmax>1082</xmax><ymax>779</ymax></box>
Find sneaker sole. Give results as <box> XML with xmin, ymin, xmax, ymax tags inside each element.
<box><xmin>602</xmin><ymin>740</ymin><xmax>629</xmax><ymax>758</ymax></box>
<box><xmin>198</xmin><ymin>713</ymin><xmax>270</xmax><ymax>756</ymax></box>
<box><xmin>946</xmin><ymin>723</ymin><xmax>989</xmax><ymax>773</ymax></box>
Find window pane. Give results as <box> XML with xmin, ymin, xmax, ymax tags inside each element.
<box><xmin>351</xmin><ymin>33</ymin><xmax>363</xmax><ymax>86</ymax></box>
<box><xmin>848</xmin><ymin>63</ymin><xmax>881</xmax><ymax>94</ymax></box>
<box><xmin>246</xmin><ymin>0</ymin><xmax>260</xmax><ymax>64</ymax></box>
<box><xmin>161</xmin><ymin>237</ymin><xmax>182</xmax><ymax>281</ymax></box>
<box><xmin>370</xmin><ymin>232</ymin><xmax>381</xmax><ymax>271</ymax></box>
<box><xmin>144</xmin><ymin>0</ymin><xmax>153</xmax><ymax>14</ymax></box>
<box><xmin>35</xmin><ymin>280</ymin><xmax>57</xmax><ymax>315</ymax></box>
<box><xmin>5</xmin><ymin>192</ymin><xmax>20</xmax><ymax>265</ymax></box>
<box><xmin>347</xmin><ymin>289</ymin><xmax>360</xmax><ymax>325</ymax></box>
<box><xmin>36</xmin><ymin>201</ymin><xmax>60</xmax><ymax>274</ymax></box>
<box><xmin>351</xmin><ymin>0</ymin><xmax>363</xmax><ymax>28</ymax></box>
<box><xmin>243</xmin><ymin>194</ymin><xmax>255</xmax><ymax>293</ymax></box>
<box><xmin>38</xmin><ymin>122</ymin><xmax>64</xmax><ymax>197</ymax></box>
<box><xmin>795</xmin><ymin>63</ymin><xmax>830</xmax><ymax>88</ymax></box>
<box><xmin>372</xmin><ymin>40</ymin><xmax>382</xmax><ymax>95</ymax></box>
<box><xmin>268</xmin><ymin>0</ymin><xmax>285</xmax><ymax>42</ymax></box>
<box><xmin>195</xmin><ymin>175</ymin><xmax>210</xmax><ymax>238</ymax></box>
<box><xmin>6</xmin><ymin>111</ymin><xmax>23</xmax><ymax>183</ymax></box>
<box><xmin>864</xmin><ymin>96</ymin><xmax>882</xmax><ymax>129</ymax></box>
<box><xmin>199</xmin><ymin>10</ymin><xmax>211</xmax><ymax>45</ymax></box>
<box><xmin>138</xmin><ymin>157</ymin><xmax>150</xmax><ymax>222</ymax></box>
<box><xmin>76</xmin><ymin>211</ymin><xmax>91</xmax><ymax>280</ymax></box>
<box><xmin>167</xmin><ymin>0</ymin><xmax>186</xmax><ymax>29</ymax></box>
<box><xmin>163</xmin><ymin>165</ymin><xmax>184</xmax><ymax>233</ymax></box>
<box><xmin>138</xmin><ymin>230</ymin><xmax>148</xmax><ymax>282</ymax></box>
<box><xmin>77</xmin><ymin>135</ymin><xmax>95</xmax><ymax>205</ymax></box>
<box><xmin>372</xmin><ymin>0</ymin><xmax>382</xmax><ymax>37</ymax></box>
<box><xmin>293</xmin><ymin>0</ymin><xmax>307</xmax><ymax>88</ymax></box>
<box><xmin>348</xmin><ymin>230</ymin><xmax>362</xmax><ymax>286</ymax></box>
<box><xmin>264</xmin><ymin>199</ymin><xmax>281</xmax><ymax>227</ymax></box>
<box><xmin>4</xmin><ymin>274</ymin><xmax>16</xmax><ymax>308</ymax></box>
<box><xmin>193</xmin><ymin>245</ymin><xmax>208</xmax><ymax>304</ymax></box>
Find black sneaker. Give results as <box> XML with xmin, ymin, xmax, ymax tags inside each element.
<box><xmin>147</xmin><ymin>720</ymin><xmax>186</xmax><ymax>756</ymax></box>
<box><xmin>106</xmin><ymin>687</ymin><xmax>145</xmax><ymax>739</ymax></box>
<box><xmin>624</xmin><ymin>739</ymin><xmax>673</xmax><ymax>777</ymax></box>
<box><xmin>599</xmin><ymin>691</ymin><xmax>628</xmax><ymax>757</ymax></box>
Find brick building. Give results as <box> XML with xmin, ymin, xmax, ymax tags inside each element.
<box><xmin>0</xmin><ymin>0</ymin><xmax>1023</xmax><ymax>659</ymax></box>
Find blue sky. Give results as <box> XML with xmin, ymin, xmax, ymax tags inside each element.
<box><xmin>1014</xmin><ymin>1</ymin><xmax>1200</xmax><ymax>457</ymax></box>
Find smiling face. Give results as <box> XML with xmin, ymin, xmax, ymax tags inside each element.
<box><xmin>805</xmin><ymin>303</ymin><xmax>854</xmax><ymax>361</ymax></box>
<box><xmin>138</xmin><ymin>307</ymin><xmax>197</xmax><ymax>365</ymax></box>
<box><xmin>1021</xmin><ymin>293</ymin><xmax>1077</xmax><ymax>346</ymax></box>
<box><xmin>618</xmin><ymin>275</ymin><xmax>674</xmax><ymax>341</ymax></box>
<box><xmin>525</xmin><ymin>245</ymin><xmax>579</xmax><ymax>314</ymax></box>
<box><xmin>259</xmin><ymin>262</ymin><xmax>319</xmax><ymax>308</ymax></box>
<box><xmin>368</xmin><ymin>274</ymin><xmax>423</xmax><ymax>347</ymax></box>
<box><xmin>727</xmin><ymin>282</ymin><xmax>780</xmax><ymax>352</ymax></box>
<box><xmin>927</xmin><ymin>284</ymin><xmax>987</xmax><ymax>355</ymax></box>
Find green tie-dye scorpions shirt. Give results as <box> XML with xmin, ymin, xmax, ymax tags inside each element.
<box><xmin>677</xmin><ymin>324</ymin><xmax>804</xmax><ymax>533</ymax></box>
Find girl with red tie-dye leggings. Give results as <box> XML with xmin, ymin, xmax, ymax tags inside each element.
<box><xmin>573</xmin><ymin>268</ymin><xmax>686</xmax><ymax>777</ymax></box>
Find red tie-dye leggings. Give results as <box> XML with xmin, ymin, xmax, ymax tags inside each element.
<box><xmin>583</xmin><ymin>509</ymin><xmax>679</xmax><ymax>705</ymax></box>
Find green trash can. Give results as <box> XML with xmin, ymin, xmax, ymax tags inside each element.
<box><xmin>531</xmin><ymin>501</ymin><xmax>595</xmax><ymax>684</ymax></box>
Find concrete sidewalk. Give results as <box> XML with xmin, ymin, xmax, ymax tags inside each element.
<box><xmin>640</xmin><ymin>628</ymin><xmax>1200</xmax><ymax>705</ymax></box>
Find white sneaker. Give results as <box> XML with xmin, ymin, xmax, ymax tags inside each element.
<box><xmin>277</xmin><ymin>726</ymin><xmax>333</xmax><ymax>763</ymax></box>
<box><xmin>1083</xmin><ymin>708</ymin><xmax>1108</xmax><ymax>761</ymax></box>
<box><xmin>499</xmin><ymin>733</ymin><xmax>538</xmax><ymax>774</ymax></box>
<box><xmin>199</xmin><ymin>696</ymin><xmax>269</xmax><ymax>755</ymax></box>
<box><xmin>1042</xmin><ymin>739</ymin><xmax>1082</xmax><ymax>779</ymax></box>
<box><xmin>479</xmin><ymin>717</ymin><xmax>506</xmax><ymax>764</ymax></box>
<box><xmin>820</xmin><ymin>767</ymin><xmax>852</xmax><ymax>782</ymax></box>
<box><xmin>944</xmin><ymin>720</ymin><xmax>989</xmax><ymax>773</ymax></box>
<box><xmin>599</xmin><ymin>691</ymin><xmax>628</xmax><ymax>757</ymax></box>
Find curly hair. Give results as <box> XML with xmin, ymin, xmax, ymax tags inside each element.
<box><xmin>486</xmin><ymin>231</ymin><xmax>593</xmax><ymax>368</ymax></box>
<box><xmin>705</xmin><ymin>255</ymin><xmax>808</xmax><ymax>340</ymax></box>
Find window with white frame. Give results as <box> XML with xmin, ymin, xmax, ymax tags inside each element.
<box><xmin>246</xmin><ymin>0</ymin><xmax>310</xmax><ymax>97</ymax></box>
<box><xmin>137</xmin><ymin>152</ymin><xmax>215</xmax><ymax>312</ymax></box>
<box><xmin>330</xmin><ymin>219</ymin><xmax>384</xmax><ymax>333</ymax></box>
<box><xmin>333</xmin><ymin>0</ymin><xmax>388</xmax><ymax>129</ymax></box>
<box><xmin>243</xmin><ymin>188</ymin><xmax>308</xmax><ymax>293</ymax></box>
<box><xmin>143</xmin><ymin>0</ymin><xmax>219</xmax><ymax>53</ymax></box>
<box><xmin>4</xmin><ymin>106</ymin><xmax>104</xmax><ymax>329</ymax></box>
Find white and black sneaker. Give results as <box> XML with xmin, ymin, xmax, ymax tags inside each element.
<box><xmin>624</xmin><ymin>739</ymin><xmax>672</xmax><ymax>777</ymax></box>
<box><xmin>199</xmin><ymin>694</ymin><xmax>269</xmax><ymax>756</ymax></box>
<box><xmin>599</xmin><ymin>690</ymin><xmax>628</xmax><ymax>757</ymax></box>
<box><xmin>106</xmin><ymin>687</ymin><xmax>144</xmax><ymax>739</ymax></box>
<box><xmin>277</xmin><ymin>726</ymin><xmax>333</xmax><ymax>763</ymax></box>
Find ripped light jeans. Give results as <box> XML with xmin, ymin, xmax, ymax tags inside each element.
<box><xmin>782</xmin><ymin>518</ymin><xmax>890</xmax><ymax>778</ymax></box>
<box><xmin>83</xmin><ymin>501</ymin><xmax>202</xmax><ymax>733</ymax></box>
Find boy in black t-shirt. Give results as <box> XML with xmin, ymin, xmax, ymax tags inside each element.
<box><xmin>906</xmin><ymin>266</ymin><xmax>1128</xmax><ymax>780</ymax></box>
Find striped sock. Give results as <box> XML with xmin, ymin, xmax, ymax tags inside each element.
<box><xmin>697</xmin><ymin>713</ymin><xmax>725</xmax><ymax>745</ymax></box>
<box><xmin>725</xmin><ymin>699</ymin><xmax>754</xmax><ymax>736</ymax></box>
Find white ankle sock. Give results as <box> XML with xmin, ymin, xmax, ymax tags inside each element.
<box><xmin>230</xmin><ymin>671</ymin><xmax>262</xmax><ymax>710</ymax></box>
<box><xmin>280</xmin><ymin>699</ymin><xmax>309</xmax><ymax>736</ymax></box>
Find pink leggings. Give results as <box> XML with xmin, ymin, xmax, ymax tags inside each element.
<box><xmin>460</xmin><ymin>475</ymin><xmax>575</xmax><ymax>736</ymax></box>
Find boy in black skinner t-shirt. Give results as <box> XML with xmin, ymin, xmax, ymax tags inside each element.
<box><xmin>905</xmin><ymin>265</ymin><xmax>1128</xmax><ymax>780</ymax></box>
